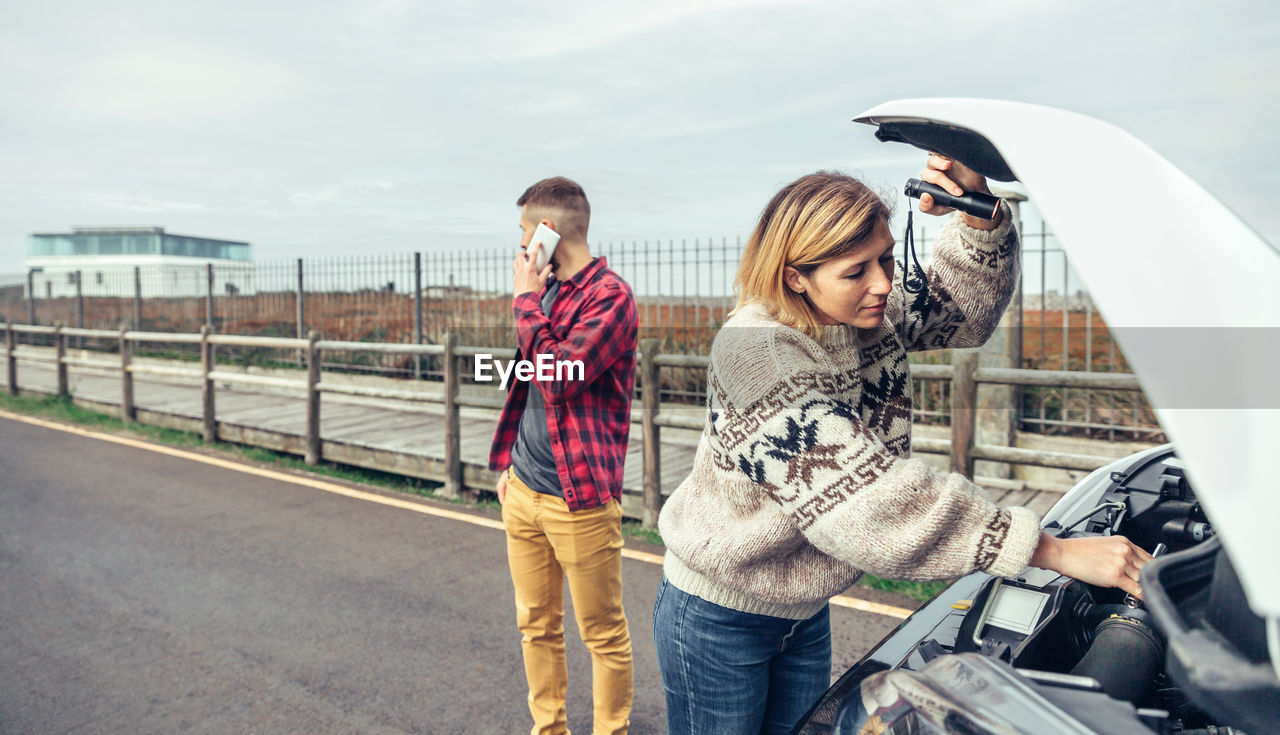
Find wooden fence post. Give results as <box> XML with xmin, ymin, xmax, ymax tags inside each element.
<box><xmin>951</xmin><ymin>350</ymin><xmax>979</xmax><ymax>479</ymax></box>
<box><xmin>4</xmin><ymin>323</ymin><xmax>15</xmax><ymax>396</ymax></box>
<box><xmin>201</xmin><ymin>325</ymin><xmax>217</xmax><ymax>442</ymax></box>
<box><xmin>640</xmin><ymin>338</ymin><xmax>663</xmax><ymax>528</ymax></box>
<box><xmin>54</xmin><ymin>323</ymin><xmax>68</xmax><ymax>397</ymax></box>
<box><xmin>442</xmin><ymin>331</ymin><xmax>463</xmax><ymax>498</ymax></box>
<box><xmin>305</xmin><ymin>330</ymin><xmax>322</xmax><ymax>465</ymax></box>
<box><xmin>120</xmin><ymin>325</ymin><xmax>135</xmax><ymax>423</ymax></box>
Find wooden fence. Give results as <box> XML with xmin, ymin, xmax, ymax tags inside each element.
<box><xmin>2</xmin><ymin>323</ymin><xmax>1147</xmax><ymax>527</ymax></box>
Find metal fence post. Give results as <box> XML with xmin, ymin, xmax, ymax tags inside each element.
<box><xmin>296</xmin><ymin>258</ymin><xmax>305</xmax><ymax>366</ymax></box>
<box><xmin>950</xmin><ymin>350</ymin><xmax>978</xmax><ymax>479</ymax></box>
<box><xmin>120</xmin><ymin>325</ymin><xmax>135</xmax><ymax>423</ymax></box>
<box><xmin>74</xmin><ymin>270</ymin><xmax>84</xmax><ymax>334</ymax></box>
<box><xmin>640</xmin><ymin>338</ymin><xmax>663</xmax><ymax>528</ymax></box>
<box><xmin>54</xmin><ymin>323</ymin><xmax>68</xmax><ymax>397</ymax></box>
<box><xmin>305</xmin><ymin>330</ymin><xmax>322</xmax><ymax>465</ymax></box>
<box><xmin>26</xmin><ymin>270</ymin><xmax>36</xmax><ymax>325</ymax></box>
<box><xmin>990</xmin><ymin>189</ymin><xmax>1027</xmax><ymax>366</ymax></box>
<box><xmin>134</xmin><ymin>266</ymin><xmax>143</xmax><ymax>329</ymax></box>
<box><xmin>4</xmin><ymin>323</ymin><xmax>15</xmax><ymax>395</ymax></box>
<box><xmin>442</xmin><ymin>330</ymin><xmax>462</xmax><ymax>498</ymax></box>
<box><xmin>205</xmin><ymin>263</ymin><xmax>215</xmax><ymax>332</ymax></box>
<box><xmin>414</xmin><ymin>252</ymin><xmax>423</xmax><ymax>380</ymax></box>
<box><xmin>972</xmin><ymin>189</ymin><xmax>1027</xmax><ymax>482</ymax></box>
<box><xmin>295</xmin><ymin>258</ymin><xmax>305</xmax><ymax>340</ymax></box>
<box><xmin>201</xmin><ymin>325</ymin><xmax>216</xmax><ymax>442</ymax></box>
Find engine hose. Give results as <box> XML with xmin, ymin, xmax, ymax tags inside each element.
<box><xmin>1069</xmin><ymin>615</ymin><xmax>1165</xmax><ymax>705</ymax></box>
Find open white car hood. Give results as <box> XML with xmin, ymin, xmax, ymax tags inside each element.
<box><xmin>854</xmin><ymin>99</ymin><xmax>1280</xmax><ymax>617</ymax></box>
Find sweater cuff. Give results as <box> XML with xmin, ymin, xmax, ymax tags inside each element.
<box><xmin>955</xmin><ymin>200</ymin><xmax>1015</xmax><ymax>247</ymax></box>
<box><xmin>984</xmin><ymin>505</ymin><xmax>1042</xmax><ymax>578</ymax></box>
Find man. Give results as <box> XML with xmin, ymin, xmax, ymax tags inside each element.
<box><xmin>491</xmin><ymin>176</ymin><xmax>637</xmax><ymax>735</ymax></box>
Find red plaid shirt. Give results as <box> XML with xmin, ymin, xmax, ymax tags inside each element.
<box><xmin>489</xmin><ymin>257</ymin><xmax>637</xmax><ymax>511</ymax></box>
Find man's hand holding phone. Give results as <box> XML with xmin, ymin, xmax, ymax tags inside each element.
<box><xmin>513</xmin><ymin>223</ymin><xmax>559</xmax><ymax>296</ymax></box>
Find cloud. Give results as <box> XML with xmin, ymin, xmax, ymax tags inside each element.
<box><xmin>77</xmin><ymin>193</ymin><xmax>213</xmax><ymax>215</ymax></box>
<box><xmin>476</xmin><ymin>0</ymin><xmax>793</xmax><ymax>61</ymax></box>
<box><xmin>0</xmin><ymin>0</ymin><xmax>1276</xmax><ymax>273</ymax></box>
<box><xmin>57</xmin><ymin>42</ymin><xmax>308</xmax><ymax>127</ymax></box>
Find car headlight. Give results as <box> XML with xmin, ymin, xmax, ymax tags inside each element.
<box><xmin>836</xmin><ymin>653</ymin><xmax>1099</xmax><ymax>735</ymax></box>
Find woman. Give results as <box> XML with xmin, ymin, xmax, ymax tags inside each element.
<box><xmin>652</xmin><ymin>155</ymin><xmax>1150</xmax><ymax>735</ymax></box>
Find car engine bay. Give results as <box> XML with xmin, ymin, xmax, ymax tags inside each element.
<box><xmin>798</xmin><ymin>447</ymin><xmax>1280</xmax><ymax>734</ymax></box>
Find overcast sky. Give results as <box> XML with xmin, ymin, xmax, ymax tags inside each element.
<box><xmin>2</xmin><ymin>0</ymin><xmax>1276</xmax><ymax>275</ymax></box>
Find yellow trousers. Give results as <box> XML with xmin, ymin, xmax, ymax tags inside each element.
<box><xmin>502</xmin><ymin>469</ymin><xmax>633</xmax><ymax>735</ymax></box>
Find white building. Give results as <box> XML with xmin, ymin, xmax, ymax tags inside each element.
<box><xmin>25</xmin><ymin>226</ymin><xmax>256</xmax><ymax>297</ymax></box>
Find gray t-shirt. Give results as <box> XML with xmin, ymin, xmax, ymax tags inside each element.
<box><xmin>510</xmin><ymin>280</ymin><xmax>563</xmax><ymax>497</ymax></box>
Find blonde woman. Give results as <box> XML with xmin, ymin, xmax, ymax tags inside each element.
<box><xmin>652</xmin><ymin>156</ymin><xmax>1149</xmax><ymax>734</ymax></box>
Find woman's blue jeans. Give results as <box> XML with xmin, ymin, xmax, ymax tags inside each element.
<box><xmin>652</xmin><ymin>576</ymin><xmax>832</xmax><ymax>734</ymax></box>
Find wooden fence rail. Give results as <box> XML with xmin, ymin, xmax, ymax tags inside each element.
<box><xmin>0</xmin><ymin>322</ymin><xmax>1148</xmax><ymax>527</ymax></box>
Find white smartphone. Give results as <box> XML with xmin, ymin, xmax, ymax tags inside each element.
<box><xmin>529</xmin><ymin>223</ymin><xmax>560</xmax><ymax>272</ymax></box>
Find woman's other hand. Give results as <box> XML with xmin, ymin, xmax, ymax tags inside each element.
<box><xmin>917</xmin><ymin>153</ymin><xmax>1002</xmax><ymax>231</ymax></box>
<box><xmin>1029</xmin><ymin>532</ymin><xmax>1154</xmax><ymax>599</ymax></box>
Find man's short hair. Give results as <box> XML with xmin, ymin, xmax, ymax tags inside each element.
<box><xmin>517</xmin><ymin>177</ymin><xmax>590</xmax><ymax>241</ymax></box>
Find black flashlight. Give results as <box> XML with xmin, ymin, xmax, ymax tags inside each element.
<box><xmin>904</xmin><ymin>178</ymin><xmax>1001</xmax><ymax>220</ymax></box>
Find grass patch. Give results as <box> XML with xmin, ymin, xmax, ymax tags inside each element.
<box><xmin>0</xmin><ymin>391</ymin><xmax>448</xmax><ymax>501</ymax></box>
<box><xmin>621</xmin><ymin>521</ymin><xmax>664</xmax><ymax>546</ymax></box>
<box><xmin>855</xmin><ymin>575</ymin><xmax>948</xmax><ymax>602</ymax></box>
<box><xmin>0</xmin><ymin>392</ymin><xmax>189</xmax><ymax>438</ymax></box>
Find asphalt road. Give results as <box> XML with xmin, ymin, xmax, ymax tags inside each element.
<box><xmin>0</xmin><ymin>414</ymin><xmax>909</xmax><ymax>734</ymax></box>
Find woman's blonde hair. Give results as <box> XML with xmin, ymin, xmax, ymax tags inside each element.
<box><xmin>733</xmin><ymin>171</ymin><xmax>891</xmax><ymax>339</ymax></box>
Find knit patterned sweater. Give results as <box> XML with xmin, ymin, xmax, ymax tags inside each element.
<box><xmin>659</xmin><ymin>205</ymin><xmax>1042</xmax><ymax>619</ymax></box>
